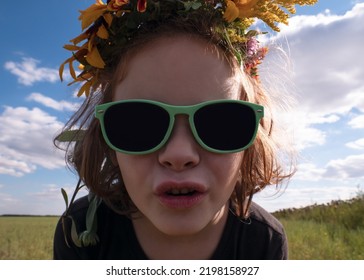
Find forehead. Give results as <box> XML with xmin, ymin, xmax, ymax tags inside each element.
<box><xmin>114</xmin><ymin>35</ymin><xmax>243</xmax><ymax>105</ymax></box>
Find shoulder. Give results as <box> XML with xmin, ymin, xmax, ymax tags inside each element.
<box><xmin>248</xmin><ymin>202</ymin><xmax>286</xmax><ymax>236</ymax></box>
<box><xmin>65</xmin><ymin>195</ymin><xmax>90</xmax><ymax>221</ymax></box>
<box><xmin>53</xmin><ymin>195</ymin><xmax>143</xmax><ymax>259</ymax></box>
<box><xmin>220</xmin><ymin>202</ymin><xmax>288</xmax><ymax>259</ymax></box>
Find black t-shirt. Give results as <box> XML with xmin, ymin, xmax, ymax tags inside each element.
<box><xmin>53</xmin><ymin>195</ymin><xmax>288</xmax><ymax>259</ymax></box>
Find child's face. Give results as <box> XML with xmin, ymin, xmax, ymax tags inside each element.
<box><xmin>114</xmin><ymin>36</ymin><xmax>245</xmax><ymax>236</ymax></box>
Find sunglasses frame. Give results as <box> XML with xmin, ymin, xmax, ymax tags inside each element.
<box><xmin>95</xmin><ymin>99</ymin><xmax>264</xmax><ymax>155</ymax></box>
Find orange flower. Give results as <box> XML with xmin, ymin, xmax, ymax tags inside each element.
<box><xmin>235</xmin><ymin>0</ymin><xmax>259</xmax><ymax>19</ymax></box>
<box><xmin>223</xmin><ymin>0</ymin><xmax>258</xmax><ymax>22</ymax></box>
<box><xmin>224</xmin><ymin>0</ymin><xmax>239</xmax><ymax>22</ymax></box>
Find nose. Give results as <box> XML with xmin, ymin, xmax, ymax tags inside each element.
<box><xmin>158</xmin><ymin>116</ymin><xmax>200</xmax><ymax>171</ymax></box>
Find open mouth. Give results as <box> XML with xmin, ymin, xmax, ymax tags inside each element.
<box><xmin>166</xmin><ymin>188</ymin><xmax>198</xmax><ymax>196</ymax></box>
<box><xmin>156</xmin><ymin>182</ymin><xmax>206</xmax><ymax>209</ymax></box>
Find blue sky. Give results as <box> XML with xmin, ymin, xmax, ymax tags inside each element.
<box><xmin>1</xmin><ymin>0</ymin><xmax>364</xmax><ymax>215</ymax></box>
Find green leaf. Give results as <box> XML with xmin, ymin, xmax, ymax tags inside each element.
<box><xmin>191</xmin><ymin>2</ymin><xmax>202</xmax><ymax>10</ymax></box>
<box><xmin>183</xmin><ymin>2</ymin><xmax>191</xmax><ymax>10</ymax></box>
<box><xmin>85</xmin><ymin>195</ymin><xmax>102</xmax><ymax>231</ymax></box>
<box><xmin>61</xmin><ymin>188</ymin><xmax>69</xmax><ymax>210</ymax></box>
<box><xmin>61</xmin><ymin>216</ymin><xmax>71</xmax><ymax>248</ymax></box>
<box><xmin>246</xmin><ymin>30</ymin><xmax>268</xmax><ymax>38</ymax></box>
<box><xmin>69</xmin><ymin>216</ymin><xmax>82</xmax><ymax>247</ymax></box>
<box><xmin>55</xmin><ymin>129</ymin><xmax>86</xmax><ymax>142</ymax></box>
<box><xmin>79</xmin><ymin>230</ymin><xmax>99</xmax><ymax>247</ymax></box>
<box><xmin>77</xmin><ymin>194</ymin><xmax>102</xmax><ymax>247</ymax></box>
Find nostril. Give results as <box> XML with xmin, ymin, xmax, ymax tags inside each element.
<box><xmin>184</xmin><ymin>161</ymin><xmax>196</xmax><ymax>168</ymax></box>
<box><xmin>162</xmin><ymin>161</ymin><xmax>172</xmax><ymax>168</ymax></box>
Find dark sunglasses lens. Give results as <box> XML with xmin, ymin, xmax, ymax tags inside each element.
<box><xmin>194</xmin><ymin>103</ymin><xmax>257</xmax><ymax>151</ymax></box>
<box><xmin>103</xmin><ymin>102</ymin><xmax>170</xmax><ymax>152</ymax></box>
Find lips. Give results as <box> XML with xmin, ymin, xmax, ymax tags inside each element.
<box><xmin>155</xmin><ymin>181</ymin><xmax>207</xmax><ymax>209</ymax></box>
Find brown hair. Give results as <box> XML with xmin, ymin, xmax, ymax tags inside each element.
<box><xmin>55</xmin><ymin>13</ymin><xmax>295</xmax><ymax>218</ymax></box>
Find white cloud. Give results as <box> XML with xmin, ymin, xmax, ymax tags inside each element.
<box><xmin>264</xmin><ymin>3</ymin><xmax>364</xmax><ymax>151</ymax></box>
<box><xmin>0</xmin><ymin>106</ymin><xmax>65</xmax><ymax>177</ymax></box>
<box><xmin>324</xmin><ymin>154</ymin><xmax>364</xmax><ymax>179</ymax></box>
<box><xmin>346</xmin><ymin>138</ymin><xmax>364</xmax><ymax>150</ymax></box>
<box><xmin>275</xmin><ymin>6</ymin><xmax>362</xmax><ymax>36</ymax></box>
<box><xmin>348</xmin><ymin>114</ymin><xmax>364</xmax><ymax>129</ymax></box>
<box><xmin>294</xmin><ymin>162</ymin><xmax>326</xmax><ymax>181</ymax></box>
<box><xmin>0</xmin><ymin>157</ymin><xmax>36</xmax><ymax>177</ymax></box>
<box><xmin>27</xmin><ymin>93</ymin><xmax>80</xmax><ymax>112</ymax></box>
<box><xmin>277</xmin><ymin>111</ymin><xmax>328</xmax><ymax>151</ymax></box>
<box><xmin>292</xmin><ymin>153</ymin><xmax>364</xmax><ymax>182</ymax></box>
<box><xmin>0</xmin><ymin>184</ymin><xmax>88</xmax><ymax>215</ymax></box>
<box><xmin>286</xmin><ymin>4</ymin><xmax>364</xmax><ymax>115</ymax></box>
<box><xmin>4</xmin><ymin>57</ymin><xmax>59</xmax><ymax>86</ymax></box>
<box><xmin>29</xmin><ymin>184</ymin><xmax>88</xmax><ymax>201</ymax></box>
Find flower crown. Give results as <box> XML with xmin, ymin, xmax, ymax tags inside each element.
<box><xmin>60</xmin><ymin>0</ymin><xmax>317</xmax><ymax>97</ymax></box>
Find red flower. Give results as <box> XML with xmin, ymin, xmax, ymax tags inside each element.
<box><xmin>137</xmin><ymin>0</ymin><xmax>147</xmax><ymax>12</ymax></box>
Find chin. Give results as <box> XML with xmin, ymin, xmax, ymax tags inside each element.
<box><xmin>152</xmin><ymin>215</ymin><xmax>212</xmax><ymax>237</ymax></box>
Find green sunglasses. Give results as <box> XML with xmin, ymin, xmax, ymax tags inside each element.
<box><xmin>95</xmin><ymin>99</ymin><xmax>264</xmax><ymax>155</ymax></box>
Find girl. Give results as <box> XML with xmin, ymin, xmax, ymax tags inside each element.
<box><xmin>54</xmin><ymin>0</ymin><xmax>317</xmax><ymax>259</ymax></box>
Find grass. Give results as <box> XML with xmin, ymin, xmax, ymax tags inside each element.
<box><xmin>273</xmin><ymin>194</ymin><xmax>364</xmax><ymax>260</ymax></box>
<box><xmin>0</xmin><ymin>216</ymin><xmax>59</xmax><ymax>260</ymax></box>
<box><xmin>0</xmin><ymin>194</ymin><xmax>363</xmax><ymax>259</ymax></box>
<box><xmin>279</xmin><ymin>219</ymin><xmax>364</xmax><ymax>259</ymax></box>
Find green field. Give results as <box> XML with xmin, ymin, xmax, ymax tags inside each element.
<box><xmin>274</xmin><ymin>194</ymin><xmax>364</xmax><ymax>260</ymax></box>
<box><xmin>0</xmin><ymin>216</ymin><xmax>59</xmax><ymax>259</ymax></box>
<box><xmin>1</xmin><ymin>195</ymin><xmax>363</xmax><ymax>259</ymax></box>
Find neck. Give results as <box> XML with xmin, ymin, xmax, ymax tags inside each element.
<box><xmin>132</xmin><ymin>204</ymin><xmax>229</xmax><ymax>260</ymax></box>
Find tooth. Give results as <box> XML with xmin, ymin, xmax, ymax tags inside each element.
<box><xmin>171</xmin><ymin>189</ymin><xmax>180</xmax><ymax>195</ymax></box>
<box><xmin>168</xmin><ymin>188</ymin><xmax>196</xmax><ymax>195</ymax></box>
<box><xmin>180</xmin><ymin>188</ymin><xmax>189</xmax><ymax>194</ymax></box>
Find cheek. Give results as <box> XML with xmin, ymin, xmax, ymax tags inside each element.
<box><xmin>115</xmin><ymin>153</ymin><xmax>146</xmax><ymax>203</ymax></box>
<box><xmin>115</xmin><ymin>153</ymin><xmax>156</xmax><ymax>192</ymax></box>
<box><xmin>116</xmin><ymin>153</ymin><xmax>145</xmax><ymax>180</ymax></box>
<box><xmin>208</xmin><ymin>152</ymin><xmax>243</xmax><ymax>186</ymax></box>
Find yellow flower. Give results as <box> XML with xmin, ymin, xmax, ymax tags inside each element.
<box><xmin>78</xmin><ymin>78</ymin><xmax>93</xmax><ymax>97</ymax></box>
<box><xmin>79</xmin><ymin>0</ymin><xmax>129</xmax><ymax>31</ymax></box>
<box><xmin>96</xmin><ymin>24</ymin><xmax>109</xmax><ymax>39</ymax></box>
<box><xmin>70</xmin><ymin>32</ymin><xmax>89</xmax><ymax>45</ymax></box>
<box><xmin>79</xmin><ymin>0</ymin><xmax>107</xmax><ymax>30</ymax></box>
<box><xmin>225</xmin><ymin>0</ymin><xmax>318</xmax><ymax>31</ymax></box>
<box><xmin>86</xmin><ymin>47</ymin><xmax>106</xmax><ymax>69</ymax></box>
